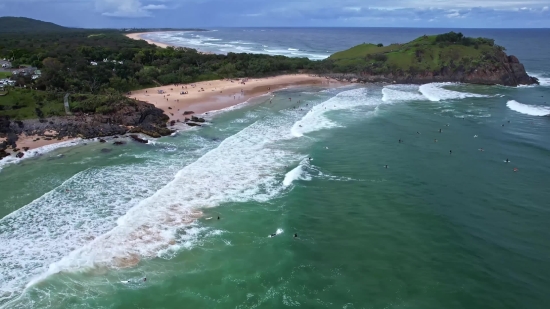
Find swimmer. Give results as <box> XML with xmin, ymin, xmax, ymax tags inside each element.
<box><xmin>270</xmin><ymin>233</ymin><xmax>277</xmax><ymax>238</ymax></box>
<box><xmin>416</xmin><ymin>131</ymin><xmax>420</xmax><ymax>134</ymax></box>
<box><xmin>144</xmin><ymin>277</ymin><xmax>147</xmax><ymax>282</ymax></box>
<box><xmin>450</xmin><ymin>150</ymin><xmax>452</xmax><ymax>155</ymax></box>
<box><xmin>399</xmin><ymin>139</ymin><xmax>402</xmax><ymax>143</ymax></box>
<box><xmin>384</xmin><ymin>165</ymin><xmax>388</xmax><ymax>169</ymax></box>
<box><xmin>434</xmin><ymin>139</ymin><xmax>438</xmax><ymax>142</ymax></box>
<box><xmin>217</xmin><ymin>216</ymin><xmax>220</xmax><ymax>220</ymax></box>
<box><xmin>474</xmin><ymin>135</ymin><xmax>478</xmax><ymax>138</ymax></box>
<box><xmin>505</xmin><ymin>158</ymin><xmax>510</xmax><ymax>163</ymax></box>
<box><xmin>478</xmin><ymin>148</ymin><xmax>484</xmax><ymax>152</ymax></box>
<box><xmin>308</xmin><ymin>157</ymin><xmax>313</xmax><ymax>161</ymax></box>
<box><xmin>439</xmin><ymin>129</ymin><xmax>442</xmax><ymax>133</ymax></box>
<box><xmin>513</xmin><ymin>168</ymin><xmax>518</xmax><ymax>172</ymax></box>
<box><xmin>294</xmin><ymin>233</ymin><xmax>298</xmax><ymax>238</ymax></box>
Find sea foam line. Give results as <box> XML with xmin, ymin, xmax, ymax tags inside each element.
<box><xmin>0</xmin><ymin>139</ymin><xmax>82</xmax><ymax>172</ymax></box>
<box><xmin>22</xmin><ymin>114</ymin><xmax>302</xmax><ymax>292</ymax></box>
<box><xmin>507</xmin><ymin>100</ymin><xmax>550</xmax><ymax>116</ymax></box>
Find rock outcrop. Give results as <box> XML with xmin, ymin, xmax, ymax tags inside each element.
<box><xmin>0</xmin><ymin>100</ymin><xmax>173</xmax><ymax>149</ymax></box>
<box><xmin>325</xmin><ymin>52</ymin><xmax>538</xmax><ymax>86</ymax></box>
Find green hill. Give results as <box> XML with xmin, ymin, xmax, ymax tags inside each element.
<box><xmin>0</xmin><ymin>17</ymin><xmax>71</xmax><ymax>33</ymax></box>
<box><xmin>324</xmin><ymin>32</ymin><xmax>537</xmax><ymax>86</ymax></box>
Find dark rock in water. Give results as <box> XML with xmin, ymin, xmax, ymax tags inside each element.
<box><xmin>99</xmin><ymin>139</ymin><xmax>106</xmax><ymax>143</ymax></box>
<box><xmin>100</xmin><ymin>148</ymin><xmax>112</xmax><ymax>153</ymax></box>
<box><xmin>191</xmin><ymin>116</ymin><xmax>206</xmax><ymax>123</ymax></box>
<box><xmin>170</xmin><ymin>120</ymin><xmax>176</xmax><ymax>126</ymax></box>
<box><xmin>186</xmin><ymin>122</ymin><xmax>201</xmax><ymax>127</ymax></box>
<box><xmin>16</xmin><ymin>152</ymin><xmax>24</xmax><ymax>158</ymax></box>
<box><xmin>183</xmin><ymin>111</ymin><xmax>194</xmax><ymax>115</ymax></box>
<box><xmin>113</xmin><ymin>141</ymin><xmax>125</xmax><ymax>145</ymax></box>
<box><xmin>22</xmin><ymin>147</ymin><xmax>30</xmax><ymax>151</ymax></box>
<box><xmin>0</xmin><ymin>150</ymin><xmax>8</xmax><ymax>160</ymax></box>
<box><xmin>113</xmin><ymin>136</ymin><xmax>119</xmax><ymax>139</ymax></box>
<box><xmin>129</xmin><ymin>134</ymin><xmax>148</xmax><ymax>144</ymax></box>
<box><xmin>184</xmin><ymin>117</ymin><xmax>190</xmax><ymax>122</ymax></box>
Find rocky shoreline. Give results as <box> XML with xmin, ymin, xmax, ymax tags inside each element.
<box><xmin>325</xmin><ymin>54</ymin><xmax>539</xmax><ymax>86</ymax></box>
<box><xmin>1</xmin><ymin>100</ymin><xmax>174</xmax><ymax>160</ymax></box>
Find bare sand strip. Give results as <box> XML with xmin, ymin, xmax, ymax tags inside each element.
<box><xmin>125</xmin><ymin>32</ymin><xmax>173</xmax><ymax>48</ymax></box>
<box><xmin>128</xmin><ymin>74</ymin><xmax>344</xmax><ymax>121</ymax></box>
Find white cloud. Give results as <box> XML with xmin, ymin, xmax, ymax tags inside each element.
<box><xmin>96</xmin><ymin>0</ymin><xmax>168</xmax><ymax>17</ymax></box>
<box><xmin>142</xmin><ymin>4</ymin><xmax>167</xmax><ymax>10</ymax></box>
<box><xmin>543</xmin><ymin>6</ymin><xmax>549</xmax><ymax>11</ymax></box>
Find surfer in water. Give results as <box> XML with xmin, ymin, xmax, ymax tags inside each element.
<box><xmin>505</xmin><ymin>158</ymin><xmax>510</xmax><ymax>163</ymax></box>
<box><xmin>384</xmin><ymin>165</ymin><xmax>388</xmax><ymax>169</ymax></box>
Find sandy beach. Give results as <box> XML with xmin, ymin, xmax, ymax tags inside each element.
<box><xmin>128</xmin><ymin>74</ymin><xmax>343</xmax><ymax>121</ymax></box>
<box><xmin>1</xmin><ymin>132</ymin><xmax>74</xmax><ymax>155</ymax></box>
<box><xmin>125</xmin><ymin>32</ymin><xmax>173</xmax><ymax>48</ymax></box>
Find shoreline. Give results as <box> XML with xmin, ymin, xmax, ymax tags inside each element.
<box><xmin>127</xmin><ymin>74</ymin><xmax>346</xmax><ymax>122</ymax></box>
<box><xmin>125</xmin><ymin>32</ymin><xmax>174</xmax><ymax>49</ymax></box>
<box><xmin>1</xmin><ymin>74</ymin><xmax>346</xmax><ymax>164</ymax></box>
<box><xmin>125</xmin><ymin>31</ymin><xmax>215</xmax><ymax>54</ymax></box>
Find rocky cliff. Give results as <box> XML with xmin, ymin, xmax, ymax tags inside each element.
<box><xmin>0</xmin><ymin>100</ymin><xmax>172</xmax><ymax>157</ymax></box>
<box><xmin>324</xmin><ymin>32</ymin><xmax>538</xmax><ymax>87</ymax></box>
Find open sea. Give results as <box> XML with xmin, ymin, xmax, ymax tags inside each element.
<box><xmin>1</xmin><ymin>28</ymin><xmax>550</xmax><ymax>309</ymax></box>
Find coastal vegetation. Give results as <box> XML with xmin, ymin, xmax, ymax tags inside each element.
<box><xmin>325</xmin><ymin>32</ymin><xmax>511</xmax><ymax>77</ymax></box>
<box><xmin>0</xmin><ymin>18</ymin><xmax>537</xmax><ymax>125</ymax></box>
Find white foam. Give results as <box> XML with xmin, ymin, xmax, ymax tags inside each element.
<box><xmin>23</xmin><ymin>114</ymin><xmax>302</xmax><ymax>290</ymax></box>
<box><xmin>382</xmin><ymin>87</ymin><xmax>425</xmax><ymax>102</ymax></box>
<box><xmin>283</xmin><ymin>165</ymin><xmax>303</xmax><ymax>187</ymax></box>
<box><xmin>419</xmin><ymin>83</ymin><xmax>487</xmax><ymax>102</ymax></box>
<box><xmin>291</xmin><ymin>88</ymin><xmax>374</xmax><ymax>137</ymax></box>
<box><xmin>0</xmin><ymin>139</ymin><xmax>214</xmax><ymax>305</ymax></box>
<box><xmin>528</xmin><ymin>72</ymin><xmax>550</xmax><ymax>87</ymax></box>
<box><xmin>506</xmin><ymin>100</ymin><xmax>550</xmax><ymax>116</ymax></box>
<box><xmin>0</xmin><ymin>139</ymin><xmax>82</xmax><ymax>172</ymax></box>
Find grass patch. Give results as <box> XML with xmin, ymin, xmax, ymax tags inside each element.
<box><xmin>327</xmin><ymin>34</ymin><xmax>499</xmax><ymax>74</ymax></box>
<box><xmin>0</xmin><ymin>71</ymin><xmax>11</xmax><ymax>79</ymax></box>
<box><xmin>0</xmin><ymin>88</ymin><xmax>65</xmax><ymax>119</ymax></box>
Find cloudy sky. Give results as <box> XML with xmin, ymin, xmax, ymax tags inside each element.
<box><xmin>1</xmin><ymin>0</ymin><xmax>549</xmax><ymax>28</ymax></box>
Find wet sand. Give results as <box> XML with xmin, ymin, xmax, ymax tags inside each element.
<box><xmin>125</xmin><ymin>32</ymin><xmax>173</xmax><ymax>48</ymax></box>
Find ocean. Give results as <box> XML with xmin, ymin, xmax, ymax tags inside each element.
<box><xmin>1</xmin><ymin>28</ymin><xmax>550</xmax><ymax>309</ymax></box>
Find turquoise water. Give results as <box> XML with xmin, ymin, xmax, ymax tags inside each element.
<box><xmin>1</xmin><ymin>80</ymin><xmax>550</xmax><ymax>308</ymax></box>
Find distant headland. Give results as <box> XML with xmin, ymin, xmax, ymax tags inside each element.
<box><xmin>0</xmin><ymin>17</ymin><xmax>539</xmax><ymax>161</ymax></box>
